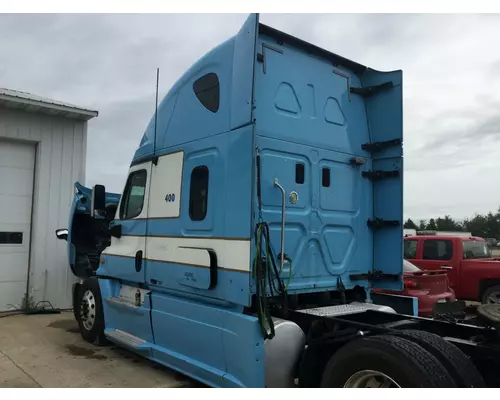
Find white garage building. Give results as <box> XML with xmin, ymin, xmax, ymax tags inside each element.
<box><xmin>0</xmin><ymin>88</ymin><xmax>97</xmax><ymax>312</ymax></box>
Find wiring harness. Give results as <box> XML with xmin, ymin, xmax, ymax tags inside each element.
<box><xmin>254</xmin><ymin>148</ymin><xmax>293</xmax><ymax>340</ymax></box>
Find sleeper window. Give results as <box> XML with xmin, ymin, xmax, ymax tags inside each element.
<box><xmin>193</xmin><ymin>73</ymin><xmax>220</xmax><ymax>113</ymax></box>
<box><xmin>189</xmin><ymin>166</ymin><xmax>209</xmax><ymax>221</ymax></box>
<box><xmin>120</xmin><ymin>170</ymin><xmax>147</xmax><ymax>220</ymax></box>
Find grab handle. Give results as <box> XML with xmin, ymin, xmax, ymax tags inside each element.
<box><xmin>274</xmin><ymin>178</ymin><xmax>286</xmax><ymax>272</ymax></box>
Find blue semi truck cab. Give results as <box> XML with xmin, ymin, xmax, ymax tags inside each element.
<box><xmin>55</xmin><ymin>14</ymin><xmax>500</xmax><ymax>388</ymax></box>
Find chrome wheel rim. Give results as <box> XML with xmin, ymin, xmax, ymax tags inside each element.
<box><xmin>344</xmin><ymin>370</ymin><xmax>401</xmax><ymax>388</ymax></box>
<box><xmin>486</xmin><ymin>291</ymin><xmax>500</xmax><ymax>304</ymax></box>
<box><xmin>80</xmin><ymin>289</ymin><xmax>96</xmax><ymax>331</ymax></box>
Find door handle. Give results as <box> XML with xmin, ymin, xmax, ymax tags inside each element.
<box><xmin>440</xmin><ymin>265</ymin><xmax>453</xmax><ymax>270</ymax></box>
<box><xmin>135</xmin><ymin>250</ymin><xmax>143</xmax><ymax>272</ymax></box>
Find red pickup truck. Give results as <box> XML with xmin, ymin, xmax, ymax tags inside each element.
<box><xmin>404</xmin><ymin>235</ymin><xmax>500</xmax><ymax>304</ymax></box>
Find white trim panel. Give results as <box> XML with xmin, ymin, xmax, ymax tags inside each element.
<box><xmin>102</xmin><ymin>235</ymin><xmax>145</xmax><ymax>258</ymax></box>
<box><xmin>148</xmin><ymin>151</ymin><xmax>183</xmax><ymax>219</ymax></box>
<box><xmin>104</xmin><ymin>236</ymin><xmax>251</xmax><ymax>273</ymax></box>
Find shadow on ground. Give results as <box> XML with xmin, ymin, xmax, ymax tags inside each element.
<box><xmin>0</xmin><ymin>312</ymin><xmax>203</xmax><ymax>388</ymax></box>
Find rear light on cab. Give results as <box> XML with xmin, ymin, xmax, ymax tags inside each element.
<box><xmin>404</xmin><ymin>279</ymin><xmax>419</xmax><ymax>289</ymax></box>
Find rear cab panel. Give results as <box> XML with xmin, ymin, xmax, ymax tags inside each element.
<box><xmin>253</xmin><ymin>23</ymin><xmax>404</xmax><ymax>294</ymax></box>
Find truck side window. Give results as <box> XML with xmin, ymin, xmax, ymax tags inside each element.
<box><xmin>189</xmin><ymin>166</ymin><xmax>209</xmax><ymax>221</ymax></box>
<box><xmin>404</xmin><ymin>240</ymin><xmax>417</xmax><ymax>259</ymax></box>
<box><xmin>423</xmin><ymin>239</ymin><xmax>453</xmax><ymax>261</ymax></box>
<box><xmin>193</xmin><ymin>73</ymin><xmax>220</xmax><ymax>113</ymax></box>
<box><xmin>120</xmin><ymin>170</ymin><xmax>147</xmax><ymax>220</ymax></box>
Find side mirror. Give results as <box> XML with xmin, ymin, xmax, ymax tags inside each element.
<box><xmin>55</xmin><ymin>228</ymin><xmax>68</xmax><ymax>241</ymax></box>
<box><xmin>110</xmin><ymin>224</ymin><xmax>122</xmax><ymax>239</ymax></box>
<box><xmin>91</xmin><ymin>184</ymin><xmax>106</xmax><ymax>219</ymax></box>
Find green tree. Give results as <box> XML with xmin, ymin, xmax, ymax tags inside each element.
<box><xmin>463</xmin><ymin>214</ymin><xmax>488</xmax><ymax>237</ymax></box>
<box><xmin>404</xmin><ymin>218</ymin><xmax>418</xmax><ymax>229</ymax></box>
<box><xmin>435</xmin><ymin>215</ymin><xmax>463</xmax><ymax>231</ymax></box>
<box><xmin>426</xmin><ymin>218</ymin><xmax>438</xmax><ymax>230</ymax></box>
<box><xmin>407</xmin><ymin>205</ymin><xmax>500</xmax><ymax>241</ymax></box>
<box><xmin>484</xmin><ymin>212</ymin><xmax>499</xmax><ymax>238</ymax></box>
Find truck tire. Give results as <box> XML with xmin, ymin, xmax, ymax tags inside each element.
<box><xmin>77</xmin><ymin>278</ymin><xmax>108</xmax><ymax>346</ymax></box>
<box><xmin>72</xmin><ymin>283</ymin><xmax>81</xmax><ymax>323</ymax></box>
<box><xmin>320</xmin><ymin>334</ymin><xmax>456</xmax><ymax>388</ymax></box>
<box><xmin>481</xmin><ymin>285</ymin><xmax>500</xmax><ymax>304</ymax></box>
<box><xmin>391</xmin><ymin>330</ymin><xmax>484</xmax><ymax>387</ymax></box>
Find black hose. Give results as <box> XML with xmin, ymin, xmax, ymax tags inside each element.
<box><xmin>256</xmin><ymin>149</ymin><xmax>262</xmax><ymax>212</ymax></box>
<box><xmin>254</xmin><ymin>223</ymin><xmax>275</xmax><ymax>339</ymax></box>
<box><xmin>254</xmin><ymin>221</ymin><xmax>295</xmax><ymax>340</ymax></box>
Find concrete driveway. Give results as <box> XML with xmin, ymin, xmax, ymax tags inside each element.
<box><xmin>0</xmin><ymin>311</ymin><xmax>200</xmax><ymax>388</ymax></box>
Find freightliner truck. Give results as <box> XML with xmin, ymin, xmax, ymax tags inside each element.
<box><xmin>55</xmin><ymin>14</ymin><xmax>500</xmax><ymax>388</ymax></box>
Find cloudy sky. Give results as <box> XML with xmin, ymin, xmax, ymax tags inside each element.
<box><xmin>0</xmin><ymin>13</ymin><xmax>499</xmax><ymax>221</ymax></box>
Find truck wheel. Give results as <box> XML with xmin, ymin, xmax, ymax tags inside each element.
<box><xmin>391</xmin><ymin>330</ymin><xmax>484</xmax><ymax>387</ymax></box>
<box><xmin>77</xmin><ymin>278</ymin><xmax>108</xmax><ymax>346</ymax></box>
<box><xmin>320</xmin><ymin>334</ymin><xmax>456</xmax><ymax>388</ymax></box>
<box><xmin>481</xmin><ymin>285</ymin><xmax>500</xmax><ymax>304</ymax></box>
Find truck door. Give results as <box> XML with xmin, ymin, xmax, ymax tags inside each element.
<box><xmin>97</xmin><ymin>161</ymin><xmax>154</xmax><ymax>346</ymax></box>
<box><xmin>419</xmin><ymin>238</ymin><xmax>457</xmax><ymax>289</ymax></box>
<box><xmin>100</xmin><ymin>161</ymin><xmax>151</xmax><ymax>283</ymax></box>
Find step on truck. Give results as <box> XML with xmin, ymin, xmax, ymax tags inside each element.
<box><xmin>55</xmin><ymin>14</ymin><xmax>500</xmax><ymax>388</ymax></box>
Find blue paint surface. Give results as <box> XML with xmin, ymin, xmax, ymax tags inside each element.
<box><xmin>99</xmin><ymin>279</ymin><xmax>155</xmax><ymax>344</ymax></box>
<box><xmin>251</xmin><ymin>32</ymin><xmax>403</xmax><ymax>292</ymax></box>
<box><xmin>148</xmin><ymin>292</ymin><xmax>263</xmax><ymax>388</ymax></box>
<box><xmin>146</xmin><ymin>261</ymin><xmax>251</xmax><ymax>307</ymax></box>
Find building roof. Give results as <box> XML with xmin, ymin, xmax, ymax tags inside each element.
<box><xmin>0</xmin><ymin>88</ymin><xmax>98</xmax><ymax>121</ymax></box>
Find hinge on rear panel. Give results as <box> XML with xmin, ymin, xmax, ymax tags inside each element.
<box><xmin>362</xmin><ymin>170</ymin><xmax>400</xmax><ymax>181</ymax></box>
<box><xmin>362</xmin><ymin>138</ymin><xmax>401</xmax><ymax>153</ymax></box>
<box><xmin>350</xmin><ymin>270</ymin><xmax>401</xmax><ymax>282</ymax></box>
<box><xmin>350</xmin><ymin>81</ymin><xmax>394</xmax><ymax>97</ymax></box>
<box><xmin>258</xmin><ymin>44</ymin><xmax>283</xmax><ymax>74</ymax></box>
<box><xmin>367</xmin><ymin>218</ymin><xmax>400</xmax><ymax>229</ymax></box>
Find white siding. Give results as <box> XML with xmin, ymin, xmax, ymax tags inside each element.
<box><xmin>0</xmin><ymin>108</ymin><xmax>87</xmax><ymax>309</ymax></box>
<box><xmin>0</xmin><ymin>141</ymin><xmax>36</xmax><ymax>311</ymax></box>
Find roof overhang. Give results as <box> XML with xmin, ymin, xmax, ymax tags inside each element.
<box><xmin>0</xmin><ymin>88</ymin><xmax>98</xmax><ymax>121</ymax></box>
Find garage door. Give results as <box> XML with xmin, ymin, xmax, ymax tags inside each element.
<box><xmin>0</xmin><ymin>140</ymin><xmax>35</xmax><ymax>312</ymax></box>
